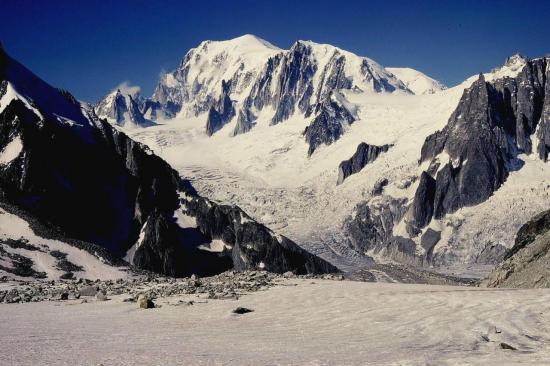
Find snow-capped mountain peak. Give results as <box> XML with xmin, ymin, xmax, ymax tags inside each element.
<box><xmin>95</xmin><ymin>88</ymin><xmax>150</xmax><ymax>128</ymax></box>
<box><xmin>488</xmin><ymin>53</ymin><xmax>529</xmax><ymax>80</ymax></box>
<box><xmin>200</xmin><ymin>34</ymin><xmax>282</xmax><ymax>53</ymax></box>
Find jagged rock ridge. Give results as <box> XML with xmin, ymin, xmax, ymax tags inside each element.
<box><xmin>0</xmin><ymin>46</ymin><xmax>338</xmax><ymax>277</ymax></box>
<box><xmin>337</xmin><ymin>142</ymin><xmax>392</xmax><ymax>184</ymax></box>
<box><xmin>95</xmin><ymin>89</ymin><xmax>151</xmax><ymax>128</ymax></box>
<box><xmin>485</xmin><ymin>209</ymin><xmax>550</xmax><ymax>288</ymax></box>
<box><xmin>408</xmin><ymin>56</ymin><xmax>550</xmax><ymax>234</ymax></box>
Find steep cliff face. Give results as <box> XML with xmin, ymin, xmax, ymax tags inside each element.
<box><xmin>485</xmin><ymin>209</ymin><xmax>550</xmax><ymax>288</ymax></box>
<box><xmin>205</xmin><ymin>80</ymin><xmax>236</xmax><ymax>136</ymax></box>
<box><xmin>337</xmin><ymin>142</ymin><xmax>391</xmax><ymax>184</ymax></box>
<box><xmin>0</xmin><ymin>46</ymin><xmax>338</xmax><ymax>277</ymax></box>
<box><xmin>95</xmin><ymin>89</ymin><xmax>150</xmax><ymax>128</ymax></box>
<box><xmin>408</xmin><ymin>57</ymin><xmax>549</xmax><ymax>233</ymax></box>
<box><xmin>340</xmin><ymin>56</ymin><xmax>550</xmax><ymax>267</ymax></box>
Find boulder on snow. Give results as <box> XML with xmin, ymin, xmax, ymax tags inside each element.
<box><xmin>138</xmin><ymin>294</ymin><xmax>155</xmax><ymax>309</ymax></box>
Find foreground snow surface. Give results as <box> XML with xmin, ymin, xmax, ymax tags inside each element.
<box><xmin>2</xmin><ymin>280</ymin><xmax>550</xmax><ymax>365</ymax></box>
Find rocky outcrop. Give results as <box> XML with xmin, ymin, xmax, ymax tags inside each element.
<box><xmin>485</xmin><ymin>209</ymin><xmax>550</xmax><ymax>288</ymax></box>
<box><xmin>232</xmin><ymin>108</ymin><xmax>254</xmax><ymax>136</ymax></box>
<box><xmin>140</xmin><ymin>99</ymin><xmax>180</xmax><ymax>120</ymax></box>
<box><xmin>406</xmin><ymin>171</ymin><xmax>436</xmax><ymax>234</ymax></box>
<box><xmin>95</xmin><ymin>89</ymin><xmax>150</xmax><ymax>127</ymax></box>
<box><xmin>337</xmin><ymin>142</ymin><xmax>391</xmax><ymax>184</ymax></box>
<box><xmin>270</xmin><ymin>42</ymin><xmax>316</xmax><ymax>125</ymax></box>
<box><xmin>206</xmin><ymin>80</ymin><xmax>235</xmax><ymax>136</ymax></box>
<box><xmin>344</xmin><ymin>196</ymin><xmax>418</xmax><ymax>261</ymax></box>
<box><xmin>409</xmin><ymin>58</ymin><xmax>550</xmax><ymax>232</ymax></box>
<box><xmin>303</xmin><ymin>93</ymin><xmax>356</xmax><ymax>155</ymax></box>
<box><xmin>184</xmin><ymin>195</ymin><xmax>339</xmax><ymax>274</ymax></box>
<box><xmin>536</xmin><ymin>59</ymin><xmax>550</xmax><ymax>161</ymax></box>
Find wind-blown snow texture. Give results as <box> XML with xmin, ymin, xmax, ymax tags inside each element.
<box><xmin>2</xmin><ymin>279</ymin><xmax>550</xmax><ymax>365</ymax></box>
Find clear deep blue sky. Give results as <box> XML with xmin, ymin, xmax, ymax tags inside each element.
<box><xmin>1</xmin><ymin>0</ymin><xmax>549</xmax><ymax>102</ymax></box>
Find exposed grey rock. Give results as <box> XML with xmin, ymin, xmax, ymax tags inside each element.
<box><xmin>232</xmin><ymin>306</ymin><xmax>253</xmax><ymax>314</ymax></box>
<box><xmin>138</xmin><ymin>294</ymin><xmax>155</xmax><ymax>309</ymax></box>
<box><xmin>140</xmin><ymin>99</ymin><xmax>180</xmax><ymax>120</ymax></box>
<box><xmin>78</xmin><ymin>285</ymin><xmax>98</xmax><ymax>297</ymax></box>
<box><xmin>232</xmin><ymin>108</ymin><xmax>255</xmax><ymax>136</ymax></box>
<box><xmin>184</xmin><ymin>195</ymin><xmax>339</xmax><ymax>275</ymax></box>
<box><xmin>95</xmin><ymin>89</ymin><xmax>151</xmax><ymax>128</ymax></box>
<box><xmin>205</xmin><ymin>80</ymin><xmax>235</xmax><ymax>136</ymax></box>
<box><xmin>485</xmin><ymin>209</ymin><xmax>550</xmax><ymax>288</ymax></box>
<box><xmin>345</xmin><ymin>196</ymin><xmax>408</xmax><ymax>256</ymax></box>
<box><xmin>337</xmin><ymin>143</ymin><xmax>391</xmax><ymax>184</ymax></box>
<box><xmin>410</xmin><ymin>57</ymin><xmax>550</xmax><ymax>232</ymax></box>
<box><xmin>475</xmin><ymin>242</ymin><xmax>507</xmax><ymax>265</ymax></box>
<box><xmin>500</xmin><ymin>342</ymin><xmax>517</xmax><ymax>351</ymax></box>
<box><xmin>271</xmin><ymin>42</ymin><xmax>316</xmax><ymax>125</ymax></box>
<box><xmin>371</xmin><ymin>178</ymin><xmax>389</xmax><ymax>196</ymax></box>
<box><xmin>0</xmin><ymin>243</ymin><xmax>47</xmax><ymax>279</ymax></box>
<box><xmin>303</xmin><ymin>94</ymin><xmax>355</xmax><ymax>155</ymax></box>
<box><xmin>406</xmin><ymin>172</ymin><xmax>436</xmax><ymax>234</ymax></box>
<box><xmin>420</xmin><ymin>229</ymin><xmax>441</xmax><ymax>262</ymax></box>
<box><xmin>96</xmin><ymin>291</ymin><xmax>108</xmax><ymax>301</ymax></box>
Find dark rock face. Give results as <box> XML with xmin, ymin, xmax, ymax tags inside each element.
<box><xmin>315</xmin><ymin>53</ymin><xmax>352</xmax><ymax>103</ymax></box>
<box><xmin>485</xmin><ymin>209</ymin><xmax>550</xmax><ymax>288</ymax></box>
<box><xmin>345</xmin><ymin>197</ymin><xmax>408</xmax><ymax>255</ymax></box>
<box><xmin>406</xmin><ymin>172</ymin><xmax>436</xmax><ymax>233</ymax></box>
<box><xmin>536</xmin><ymin>60</ymin><xmax>550</xmax><ymax>161</ymax></box>
<box><xmin>140</xmin><ymin>99</ymin><xmax>180</xmax><ymax>120</ymax></box>
<box><xmin>475</xmin><ymin>242</ymin><xmax>507</xmax><ymax>265</ymax></box>
<box><xmin>505</xmin><ymin>209</ymin><xmax>550</xmax><ymax>261</ymax></box>
<box><xmin>184</xmin><ymin>195</ymin><xmax>339</xmax><ymax>275</ymax></box>
<box><xmin>410</xmin><ymin>58</ymin><xmax>550</xmax><ymax>231</ymax></box>
<box><xmin>232</xmin><ymin>108</ymin><xmax>254</xmax><ymax>136</ymax></box>
<box><xmin>420</xmin><ymin>229</ymin><xmax>441</xmax><ymax>262</ymax></box>
<box><xmin>0</xmin><ymin>48</ymin><xmax>337</xmax><ymax>277</ymax></box>
<box><xmin>271</xmin><ymin>42</ymin><xmax>316</xmax><ymax>125</ymax></box>
<box><xmin>206</xmin><ymin>80</ymin><xmax>235</xmax><ymax>136</ymax></box>
<box><xmin>0</xmin><ymin>97</ymin><xmax>182</xmax><ymax>258</ymax></box>
<box><xmin>361</xmin><ymin>59</ymin><xmax>399</xmax><ymax>92</ymax></box>
<box><xmin>303</xmin><ymin>95</ymin><xmax>355</xmax><ymax>155</ymax></box>
<box><xmin>337</xmin><ymin>143</ymin><xmax>391</xmax><ymax>184</ymax></box>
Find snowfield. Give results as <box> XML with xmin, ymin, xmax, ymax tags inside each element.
<box><xmin>1</xmin><ymin>279</ymin><xmax>550</xmax><ymax>365</ymax></box>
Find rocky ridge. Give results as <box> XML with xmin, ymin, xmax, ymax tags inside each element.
<box><xmin>344</xmin><ymin>55</ymin><xmax>550</xmax><ymax>267</ymax></box>
<box><xmin>484</xmin><ymin>209</ymin><xmax>550</xmax><ymax>288</ymax></box>
<box><xmin>0</xmin><ymin>44</ymin><xmax>337</xmax><ymax>278</ymax></box>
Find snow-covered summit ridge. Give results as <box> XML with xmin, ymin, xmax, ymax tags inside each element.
<box><xmin>387</xmin><ymin>67</ymin><xmax>447</xmax><ymax>95</ymax></box>
<box><xmin>94</xmin><ymin>88</ymin><xmax>150</xmax><ymax>128</ymax></box>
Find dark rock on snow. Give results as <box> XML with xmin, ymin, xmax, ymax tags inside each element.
<box><xmin>337</xmin><ymin>142</ymin><xmax>391</xmax><ymax>184</ymax></box>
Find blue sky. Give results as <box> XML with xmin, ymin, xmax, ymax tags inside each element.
<box><xmin>1</xmin><ymin>0</ymin><xmax>549</xmax><ymax>102</ymax></box>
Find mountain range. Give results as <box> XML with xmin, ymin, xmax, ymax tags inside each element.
<box><xmin>2</xmin><ymin>34</ymin><xmax>550</xmax><ymax>285</ymax></box>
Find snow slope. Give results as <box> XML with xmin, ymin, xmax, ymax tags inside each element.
<box><xmin>387</xmin><ymin>67</ymin><xmax>447</xmax><ymax>94</ymax></box>
<box><xmin>0</xmin><ymin>208</ymin><xmax>128</xmax><ymax>281</ymax></box>
<box><xmin>153</xmin><ymin>34</ymin><xmax>282</xmax><ymax>116</ymax></box>
<box><xmin>2</xmin><ymin>279</ymin><xmax>550</xmax><ymax>365</ymax></box>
